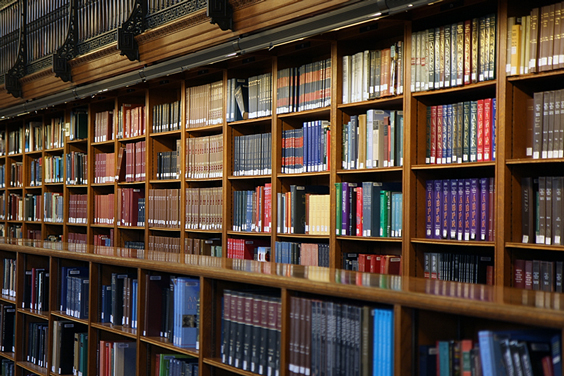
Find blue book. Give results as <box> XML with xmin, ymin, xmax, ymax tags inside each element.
<box><xmin>426</xmin><ymin>180</ymin><xmax>434</xmax><ymax>238</ymax></box>
<box><xmin>457</xmin><ymin>179</ymin><xmax>465</xmax><ymax>240</ymax></box>
<box><xmin>450</xmin><ymin>179</ymin><xmax>458</xmax><ymax>239</ymax></box>
<box><xmin>478</xmin><ymin>330</ymin><xmax>507</xmax><ymax>376</ymax></box>
<box><xmin>437</xmin><ymin>341</ymin><xmax>451</xmax><ymax>376</ymax></box>
<box><xmin>245</xmin><ymin>190</ymin><xmax>253</xmax><ymax>232</ymax></box>
<box><xmin>175</xmin><ymin>277</ymin><xmax>200</xmax><ymax>349</ymax></box>
<box><xmin>492</xmin><ymin>98</ymin><xmax>496</xmax><ymax>160</ymax></box>
<box><xmin>434</xmin><ymin>180</ymin><xmax>442</xmax><ymax>239</ymax></box>
<box><xmin>420</xmin><ymin>345</ymin><xmax>437</xmax><ymax>376</ymax></box>
<box><xmin>303</xmin><ymin>121</ymin><xmax>309</xmax><ymax>172</ymax></box>
<box><xmin>350</xmin><ymin>116</ymin><xmax>358</xmax><ymax>169</ymax></box>
<box><xmin>100</xmin><ymin>284</ymin><xmax>111</xmax><ymax>323</ymax></box>
<box><xmin>442</xmin><ymin>179</ymin><xmax>450</xmax><ymax>239</ymax></box>
<box><xmin>132</xmin><ymin>279</ymin><xmax>137</xmax><ymax>329</ymax></box>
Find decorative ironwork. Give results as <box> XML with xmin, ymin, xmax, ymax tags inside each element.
<box><xmin>118</xmin><ymin>0</ymin><xmax>147</xmax><ymax>61</ymax></box>
<box><xmin>146</xmin><ymin>0</ymin><xmax>206</xmax><ymax>30</ymax></box>
<box><xmin>26</xmin><ymin>56</ymin><xmax>52</xmax><ymax>75</ymax></box>
<box><xmin>5</xmin><ymin>0</ymin><xmax>25</xmax><ymax>98</ymax></box>
<box><xmin>207</xmin><ymin>0</ymin><xmax>233</xmax><ymax>31</ymax></box>
<box><xmin>77</xmin><ymin>30</ymin><xmax>117</xmax><ymax>56</ymax></box>
<box><xmin>53</xmin><ymin>0</ymin><xmax>77</xmax><ymax>82</ymax></box>
<box><xmin>0</xmin><ymin>0</ymin><xmax>16</xmax><ymax>8</ymax></box>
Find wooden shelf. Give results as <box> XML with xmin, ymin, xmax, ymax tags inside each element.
<box><xmin>411</xmin><ymin>238</ymin><xmax>495</xmax><ymax>247</ymax></box>
<box><xmin>140</xmin><ymin>336</ymin><xmax>199</xmax><ymax>357</ymax></box>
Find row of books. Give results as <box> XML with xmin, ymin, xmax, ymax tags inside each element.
<box><xmin>427</xmin><ymin>98</ymin><xmax>496</xmax><ymax>165</ymax></box>
<box><xmin>0</xmin><ymin>304</ymin><xmax>15</xmax><ymax>353</ymax></box>
<box><xmin>221</xmin><ymin>290</ymin><xmax>281</xmax><ymax>374</ymax></box>
<box><xmin>185</xmin><ymin>237</ymin><xmax>222</xmax><ymax>257</ymax></box>
<box><xmin>277</xmin><ymin>187</ymin><xmax>330</xmax><ymax>235</ymax></box>
<box><xmin>147</xmin><ymin>189</ymin><xmax>180</xmax><ymax>228</ymax></box>
<box><xmin>95</xmin><ymin>152</ymin><xmax>115</xmax><ymax>184</ymax></box>
<box><xmin>8</xmin><ymin>224</ymin><xmax>22</xmax><ymax>239</ymax></box>
<box><xmin>100</xmin><ymin>273</ymin><xmax>138</xmax><ymax>329</ymax></box>
<box><xmin>521</xmin><ymin>176</ymin><xmax>564</xmax><ymax>245</ymax></box>
<box><xmin>24</xmin><ymin>121</ymin><xmax>43</xmax><ymax>152</ymax></box>
<box><xmin>27</xmin><ymin>229</ymin><xmax>41</xmax><ymax>240</ymax></box>
<box><xmin>22</xmin><ymin>267</ymin><xmax>49</xmax><ymax>311</ymax></box>
<box><xmin>69</xmin><ymin>108</ymin><xmax>88</xmax><ymax>141</ymax></box>
<box><xmin>226</xmin><ymin>74</ymin><xmax>272</xmax><ymax>121</ymax></box>
<box><xmin>289</xmin><ymin>297</ymin><xmax>394</xmax><ymax>376</ymax></box>
<box><xmin>1</xmin><ymin>258</ymin><xmax>15</xmax><ymax>297</ymax></box>
<box><xmin>273</xmin><ymin>241</ymin><xmax>330</xmax><ymax>267</ymax></box>
<box><xmin>94</xmin><ymin>193</ymin><xmax>115</xmax><ymax>225</ymax></box>
<box><xmin>120</xmin><ymin>103</ymin><xmax>146</xmax><ymax>139</ymax></box>
<box><xmin>335</xmin><ymin>182</ymin><xmax>402</xmax><ymax>238</ymax></box>
<box><xmin>44</xmin><ymin>192</ymin><xmax>64</xmax><ymax>223</ymax></box>
<box><xmin>44</xmin><ymin>155</ymin><xmax>64</xmax><ymax>183</ymax></box>
<box><xmin>30</xmin><ymin>157</ymin><xmax>42</xmax><ymax>186</ymax></box>
<box><xmin>69</xmin><ymin>194</ymin><xmax>87</xmax><ymax>223</ymax></box>
<box><xmin>52</xmin><ymin>323</ymin><xmax>87</xmax><ymax>376</ymax></box>
<box><xmin>411</xmin><ymin>14</ymin><xmax>497</xmax><ymax>93</ymax></box>
<box><xmin>226</xmin><ymin>78</ymin><xmax>247</xmax><ymax>122</ymax></box>
<box><xmin>185</xmin><ymin>187</ymin><xmax>223</xmax><ymax>231</ymax></box>
<box><xmin>186</xmin><ymin>81</ymin><xmax>223</xmax><ymax>128</ymax></box>
<box><xmin>232</xmin><ymin>185</ymin><xmax>272</xmax><ymax>233</ymax></box>
<box><xmin>226</xmin><ymin>238</ymin><xmax>270</xmax><ymax>261</ymax></box>
<box><xmin>26</xmin><ymin>322</ymin><xmax>48</xmax><ymax>368</ymax></box>
<box><xmin>66</xmin><ymin>151</ymin><xmax>88</xmax><ymax>185</ymax></box>
<box><xmin>423</xmin><ymin>252</ymin><xmax>494</xmax><ymax>285</ymax></box>
<box><xmin>60</xmin><ymin>266</ymin><xmax>88</xmax><ymax>314</ymax></box>
<box><xmin>8</xmin><ymin>128</ymin><xmax>23</xmax><ymax>155</ymax></box>
<box><xmin>156</xmin><ymin>144</ymin><xmax>180</xmax><ymax>180</ymax></box>
<box><xmin>425</xmin><ymin>178</ymin><xmax>496</xmax><ymax>242</ymax></box>
<box><xmin>68</xmin><ymin>232</ymin><xmax>87</xmax><ymax>245</ymax></box>
<box><xmin>24</xmin><ymin>193</ymin><xmax>42</xmax><ymax>221</ymax></box>
<box><xmin>98</xmin><ymin>340</ymin><xmax>136</xmax><ymax>376</ymax></box>
<box><xmin>142</xmin><ymin>275</ymin><xmax>200</xmax><ymax>351</ymax></box>
<box><xmin>118</xmin><ymin>188</ymin><xmax>145</xmax><ymax>227</ymax></box>
<box><xmin>233</xmin><ymin>132</ymin><xmax>272</xmax><ymax>176</ymax></box>
<box><xmin>116</xmin><ymin>140</ymin><xmax>146</xmax><ymax>182</ymax></box>
<box><xmin>276</xmin><ymin>58</ymin><xmax>332</xmax><ymax>113</ymax></box>
<box><xmin>342</xmin><ymin>43</ymin><xmax>403</xmax><ymax>104</ymax></box>
<box><xmin>529</xmin><ymin>90</ymin><xmax>564</xmax><ymax>160</ymax></box>
<box><xmin>282</xmin><ymin>122</ymin><xmax>329</xmax><ymax>174</ymax></box>
<box><xmin>154</xmin><ymin>354</ymin><xmax>198</xmax><ymax>376</ymax></box>
<box><xmin>7</xmin><ymin>193</ymin><xmax>23</xmax><ymax>221</ymax></box>
<box><xmin>26</xmin><ymin>1</ymin><xmax>67</xmax><ymax>62</ymax></box>
<box><xmin>152</xmin><ymin>100</ymin><xmax>181</xmax><ymax>133</ymax></box>
<box><xmin>45</xmin><ymin>117</ymin><xmax>65</xmax><ymax>150</ymax></box>
<box><xmin>8</xmin><ymin>162</ymin><xmax>22</xmax><ymax>187</ymax></box>
<box><xmin>93</xmin><ymin>230</ymin><xmax>114</xmax><ymax>247</ymax></box>
<box><xmin>514</xmin><ymin>259</ymin><xmax>563</xmax><ymax>292</ymax></box>
<box><xmin>343</xmin><ymin>110</ymin><xmax>403</xmax><ymax>171</ymax></box>
<box><xmin>508</xmin><ymin>3</ymin><xmax>564</xmax><ymax>76</ymax></box>
<box><xmin>94</xmin><ymin>110</ymin><xmax>114</xmax><ymax>143</ymax></box>
<box><xmin>148</xmin><ymin>236</ymin><xmax>179</xmax><ymax>260</ymax></box>
<box><xmin>186</xmin><ymin>134</ymin><xmax>223</xmax><ymax>179</ymax></box>
<box><xmin>0</xmin><ymin>360</ymin><xmax>13</xmax><ymax>376</ymax></box>
<box><xmin>354</xmin><ymin>254</ymin><xmax>402</xmax><ymax>276</ymax></box>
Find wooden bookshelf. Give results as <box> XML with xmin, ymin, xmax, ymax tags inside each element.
<box><xmin>0</xmin><ymin>0</ymin><xmax>562</xmax><ymax>375</ymax></box>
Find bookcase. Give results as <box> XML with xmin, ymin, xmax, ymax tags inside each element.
<box><xmin>0</xmin><ymin>0</ymin><xmax>563</xmax><ymax>375</ymax></box>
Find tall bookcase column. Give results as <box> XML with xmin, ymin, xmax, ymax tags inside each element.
<box><xmin>329</xmin><ymin>40</ymin><xmax>339</xmax><ymax>270</ymax></box>
<box><xmin>394</xmin><ymin>304</ymin><xmax>414</xmax><ymax>376</ymax></box>
<box><xmin>198</xmin><ymin>276</ymin><xmax>214</xmax><ymax>376</ymax></box>
<box><xmin>495</xmin><ymin>0</ymin><xmax>511</xmax><ymax>288</ymax></box>
<box><xmin>403</xmin><ymin>20</ymin><xmax>416</xmax><ymax>279</ymax></box>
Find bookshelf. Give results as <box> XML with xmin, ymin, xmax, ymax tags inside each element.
<box><xmin>0</xmin><ymin>0</ymin><xmax>562</xmax><ymax>375</ymax></box>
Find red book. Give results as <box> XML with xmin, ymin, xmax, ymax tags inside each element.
<box><xmin>264</xmin><ymin>183</ymin><xmax>272</xmax><ymax>232</ymax></box>
<box><xmin>477</xmin><ymin>99</ymin><xmax>484</xmax><ymax>161</ymax></box>
<box><xmin>370</xmin><ymin>255</ymin><xmax>382</xmax><ymax>274</ymax></box>
<box><xmin>356</xmin><ymin>186</ymin><xmax>363</xmax><ymax>236</ymax></box>
<box><xmin>436</xmin><ymin>105</ymin><xmax>443</xmax><ymax>164</ymax></box>
<box><xmin>358</xmin><ymin>254</ymin><xmax>367</xmax><ymax>272</ymax></box>
<box><xmin>514</xmin><ymin>259</ymin><xmax>525</xmax><ymax>289</ymax></box>
<box><xmin>483</xmin><ymin>98</ymin><xmax>492</xmax><ymax>161</ymax></box>
<box><xmin>380</xmin><ymin>255</ymin><xmax>401</xmax><ymax>275</ymax></box>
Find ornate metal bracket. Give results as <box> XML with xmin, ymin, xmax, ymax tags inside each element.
<box><xmin>52</xmin><ymin>0</ymin><xmax>78</xmax><ymax>83</ymax></box>
<box><xmin>118</xmin><ymin>0</ymin><xmax>147</xmax><ymax>62</ymax></box>
<box><xmin>5</xmin><ymin>0</ymin><xmax>26</xmax><ymax>98</ymax></box>
<box><xmin>207</xmin><ymin>0</ymin><xmax>233</xmax><ymax>31</ymax></box>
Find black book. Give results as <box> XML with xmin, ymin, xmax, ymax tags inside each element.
<box><xmin>111</xmin><ymin>273</ymin><xmax>127</xmax><ymax>326</ymax></box>
<box><xmin>1</xmin><ymin>305</ymin><xmax>15</xmax><ymax>352</ymax></box>
<box><xmin>59</xmin><ymin>321</ymin><xmax>78</xmax><ymax>374</ymax></box>
<box><xmin>22</xmin><ymin>270</ymin><xmax>32</xmax><ymax>309</ymax></box>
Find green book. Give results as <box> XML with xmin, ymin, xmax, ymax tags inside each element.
<box><xmin>379</xmin><ymin>190</ymin><xmax>391</xmax><ymax>237</ymax></box>
<box><xmin>335</xmin><ymin>182</ymin><xmax>342</xmax><ymax>235</ymax></box>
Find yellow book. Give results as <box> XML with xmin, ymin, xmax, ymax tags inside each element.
<box><xmin>511</xmin><ymin>21</ymin><xmax>522</xmax><ymax>76</ymax></box>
